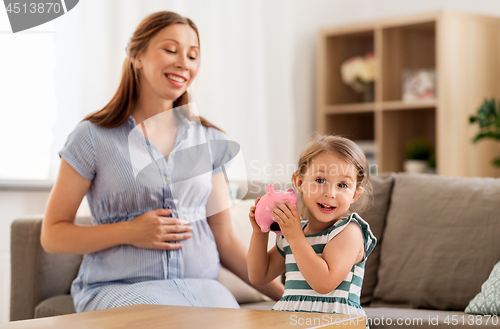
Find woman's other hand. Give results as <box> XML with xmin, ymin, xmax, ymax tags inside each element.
<box><xmin>125</xmin><ymin>209</ymin><xmax>193</xmax><ymax>250</ymax></box>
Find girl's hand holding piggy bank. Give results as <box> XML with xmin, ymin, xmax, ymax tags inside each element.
<box><xmin>254</xmin><ymin>184</ymin><xmax>297</xmax><ymax>235</ymax></box>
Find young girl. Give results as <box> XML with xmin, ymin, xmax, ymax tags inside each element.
<box><xmin>248</xmin><ymin>134</ymin><xmax>376</xmax><ymax>321</ymax></box>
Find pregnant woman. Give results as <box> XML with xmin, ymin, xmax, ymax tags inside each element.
<box><xmin>41</xmin><ymin>11</ymin><xmax>283</xmax><ymax>312</ymax></box>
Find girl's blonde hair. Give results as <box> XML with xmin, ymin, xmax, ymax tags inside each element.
<box><xmin>293</xmin><ymin>133</ymin><xmax>373</xmax><ymax>219</ymax></box>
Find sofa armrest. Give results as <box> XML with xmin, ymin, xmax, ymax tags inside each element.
<box><xmin>10</xmin><ymin>216</ymin><xmax>88</xmax><ymax>321</ymax></box>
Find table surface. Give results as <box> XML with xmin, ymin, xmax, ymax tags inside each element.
<box><xmin>0</xmin><ymin>305</ymin><xmax>366</xmax><ymax>329</ymax></box>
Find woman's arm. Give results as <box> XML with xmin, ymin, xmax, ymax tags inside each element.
<box><xmin>41</xmin><ymin>159</ymin><xmax>192</xmax><ymax>254</ymax></box>
<box><xmin>207</xmin><ymin>173</ymin><xmax>285</xmax><ymax>300</ymax></box>
<box><xmin>272</xmin><ymin>201</ymin><xmax>364</xmax><ymax>294</ymax></box>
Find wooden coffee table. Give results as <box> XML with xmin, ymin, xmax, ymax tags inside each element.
<box><xmin>0</xmin><ymin>305</ymin><xmax>366</xmax><ymax>328</ymax></box>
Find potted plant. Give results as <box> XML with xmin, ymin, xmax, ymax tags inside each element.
<box><xmin>469</xmin><ymin>98</ymin><xmax>500</xmax><ymax>167</ymax></box>
<box><xmin>404</xmin><ymin>138</ymin><xmax>433</xmax><ymax>173</ymax></box>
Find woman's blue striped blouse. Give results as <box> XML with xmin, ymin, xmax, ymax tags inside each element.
<box><xmin>59</xmin><ymin>108</ymin><xmax>239</xmax><ymax>312</ymax></box>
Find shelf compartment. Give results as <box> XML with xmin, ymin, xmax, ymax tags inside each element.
<box><xmin>325</xmin><ymin>103</ymin><xmax>375</xmax><ymax>114</ymax></box>
<box><xmin>379</xmin><ymin>108</ymin><xmax>436</xmax><ymax>173</ymax></box>
<box><xmin>382</xmin><ymin>22</ymin><xmax>436</xmax><ymax>102</ymax></box>
<box><xmin>324</xmin><ymin>112</ymin><xmax>374</xmax><ymax>141</ymax></box>
<box><xmin>324</xmin><ymin>30</ymin><xmax>374</xmax><ymax>105</ymax></box>
<box><xmin>381</xmin><ymin>99</ymin><xmax>436</xmax><ymax>111</ymax></box>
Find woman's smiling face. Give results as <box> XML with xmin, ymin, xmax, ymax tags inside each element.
<box><xmin>294</xmin><ymin>152</ymin><xmax>363</xmax><ymax>224</ymax></box>
<box><xmin>134</xmin><ymin>23</ymin><xmax>200</xmax><ymax>102</ymax></box>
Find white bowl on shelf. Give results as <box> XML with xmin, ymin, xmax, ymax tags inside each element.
<box><xmin>404</xmin><ymin>160</ymin><xmax>428</xmax><ymax>174</ymax></box>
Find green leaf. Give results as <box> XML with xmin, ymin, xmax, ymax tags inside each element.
<box><xmin>470</xmin><ymin>99</ymin><xmax>500</xmax><ymax>167</ymax></box>
<box><xmin>406</xmin><ymin>138</ymin><xmax>432</xmax><ymax>160</ymax></box>
<box><xmin>492</xmin><ymin>156</ymin><xmax>500</xmax><ymax>168</ymax></box>
<box><xmin>472</xmin><ymin>131</ymin><xmax>500</xmax><ymax>143</ymax></box>
<box><xmin>470</xmin><ymin>98</ymin><xmax>500</xmax><ymax>141</ymax></box>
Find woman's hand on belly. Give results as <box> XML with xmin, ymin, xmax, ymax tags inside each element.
<box><xmin>123</xmin><ymin>209</ymin><xmax>193</xmax><ymax>250</ymax></box>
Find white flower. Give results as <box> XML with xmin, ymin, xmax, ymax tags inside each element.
<box><xmin>340</xmin><ymin>53</ymin><xmax>376</xmax><ymax>93</ymax></box>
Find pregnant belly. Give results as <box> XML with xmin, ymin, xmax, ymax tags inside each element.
<box><xmin>75</xmin><ymin>220</ymin><xmax>220</xmax><ymax>287</ymax></box>
<box><xmin>179</xmin><ymin>219</ymin><xmax>221</xmax><ymax>279</ymax></box>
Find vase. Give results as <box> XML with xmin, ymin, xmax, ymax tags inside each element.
<box><xmin>403</xmin><ymin>160</ymin><xmax>428</xmax><ymax>174</ymax></box>
<box><xmin>364</xmin><ymin>82</ymin><xmax>374</xmax><ymax>103</ymax></box>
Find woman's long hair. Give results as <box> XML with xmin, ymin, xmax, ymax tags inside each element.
<box><xmin>84</xmin><ymin>11</ymin><xmax>224</xmax><ymax>132</ymax></box>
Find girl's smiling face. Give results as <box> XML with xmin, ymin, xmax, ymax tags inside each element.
<box><xmin>294</xmin><ymin>152</ymin><xmax>363</xmax><ymax>225</ymax></box>
<box><xmin>133</xmin><ymin>23</ymin><xmax>200</xmax><ymax>102</ymax></box>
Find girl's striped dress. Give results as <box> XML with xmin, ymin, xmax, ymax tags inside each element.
<box><xmin>273</xmin><ymin>213</ymin><xmax>376</xmax><ymax>318</ymax></box>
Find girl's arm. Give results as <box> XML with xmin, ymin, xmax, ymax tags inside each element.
<box><xmin>41</xmin><ymin>159</ymin><xmax>192</xmax><ymax>254</ymax></box>
<box><xmin>207</xmin><ymin>173</ymin><xmax>284</xmax><ymax>300</ymax></box>
<box><xmin>247</xmin><ymin>199</ymin><xmax>286</xmax><ymax>286</ymax></box>
<box><xmin>273</xmin><ymin>201</ymin><xmax>363</xmax><ymax>294</ymax></box>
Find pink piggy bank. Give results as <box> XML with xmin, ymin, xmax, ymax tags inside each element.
<box><xmin>255</xmin><ymin>184</ymin><xmax>298</xmax><ymax>235</ymax></box>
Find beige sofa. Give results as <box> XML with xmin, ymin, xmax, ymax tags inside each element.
<box><xmin>10</xmin><ymin>173</ymin><xmax>500</xmax><ymax>328</ymax></box>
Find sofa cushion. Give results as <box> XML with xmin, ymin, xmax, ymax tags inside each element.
<box><xmin>357</xmin><ymin>173</ymin><xmax>395</xmax><ymax>305</ymax></box>
<box><xmin>217</xmin><ymin>267</ymin><xmax>271</xmax><ymax>304</ymax></box>
<box><xmin>372</xmin><ymin>174</ymin><xmax>500</xmax><ymax>310</ymax></box>
<box><xmin>34</xmin><ymin>294</ymin><xmax>75</xmax><ymax>318</ymax></box>
<box><xmin>243</xmin><ymin>181</ymin><xmax>294</xmax><ymax>200</ymax></box>
<box><xmin>216</xmin><ymin>199</ymin><xmax>275</xmax><ymax>304</ymax></box>
<box><xmin>465</xmin><ymin>260</ymin><xmax>500</xmax><ymax>315</ymax></box>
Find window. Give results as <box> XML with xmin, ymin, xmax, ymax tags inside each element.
<box><xmin>0</xmin><ymin>10</ymin><xmax>57</xmax><ymax>181</ymax></box>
